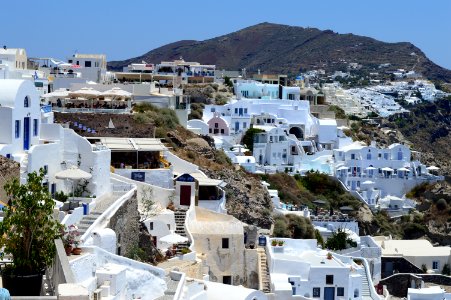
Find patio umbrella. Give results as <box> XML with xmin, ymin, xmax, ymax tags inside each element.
<box><xmin>55</xmin><ymin>166</ymin><xmax>92</xmax><ymax>200</ymax></box>
<box><xmin>337</xmin><ymin>166</ymin><xmax>348</xmax><ymax>171</ymax></box>
<box><xmin>381</xmin><ymin>167</ymin><xmax>393</xmax><ymax>172</ymax></box>
<box><xmin>313</xmin><ymin>200</ymin><xmax>327</xmax><ymax>205</ymax></box>
<box><xmin>69</xmin><ymin>87</ymin><xmax>101</xmax><ymax>99</ymax></box>
<box><xmin>160</xmin><ymin>233</ymin><xmax>188</xmax><ymax>244</ymax></box>
<box><xmin>426</xmin><ymin>166</ymin><xmax>440</xmax><ymax>171</ymax></box>
<box><xmin>398</xmin><ymin>167</ymin><xmax>410</xmax><ymax>171</ymax></box>
<box><xmin>339</xmin><ymin>206</ymin><xmax>354</xmax><ymax>212</ymax></box>
<box><xmin>362</xmin><ymin>180</ymin><xmax>374</xmax><ymax>185</ymax></box>
<box><xmin>41</xmin><ymin>88</ymin><xmax>70</xmax><ymax>99</ymax></box>
<box><xmin>365</xmin><ymin>166</ymin><xmax>377</xmax><ymax>170</ymax></box>
<box><xmin>101</xmin><ymin>87</ymin><xmax>132</xmax><ymax>99</ymax></box>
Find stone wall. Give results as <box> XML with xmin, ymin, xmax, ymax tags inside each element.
<box><xmin>0</xmin><ymin>155</ymin><xmax>19</xmax><ymax>202</ymax></box>
<box><xmin>243</xmin><ymin>249</ymin><xmax>259</xmax><ymax>290</ymax></box>
<box><xmin>109</xmin><ymin>191</ymin><xmax>140</xmax><ymax>257</ymax></box>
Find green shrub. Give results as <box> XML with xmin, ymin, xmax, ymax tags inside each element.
<box><xmin>436</xmin><ymin>198</ymin><xmax>448</xmax><ymax>211</ymax></box>
<box><xmin>442</xmin><ymin>264</ymin><xmax>450</xmax><ymax>275</ymax></box>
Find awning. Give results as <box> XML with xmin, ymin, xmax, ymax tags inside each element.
<box><xmin>191</xmin><ymin>173</ymin><xmax>225</xmax><ymax>187</ymax></box>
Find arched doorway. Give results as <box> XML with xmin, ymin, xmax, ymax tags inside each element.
<box><xmin>289</xmin><ymin>127</ymin><xmax>304</xmax><ymax>140</ymax></box>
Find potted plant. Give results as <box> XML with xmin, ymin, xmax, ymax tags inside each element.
<box><xmin>271</xmin><ymin>240</ymin><xmax>278</xmax><ymax>246</ymax></box>
<box><xmin>0</xmin><ymin>170</ymin><xmax>62</xmax><ymax>296</ymax></box>
<box><xmin>326</xmin><ymin>252</ymin><xmax>333</xmax><ymax>260</ymax></box>
<box><xmin>62</xmin><ymin>225</ymin><xmax>81</xmax><ymax>255</ymax></box>
<box><xmin>277</xmin><ymin>240</ymin><xmax>285</xmax><ymax>247</ymax></box>
<box><xmin>71</xmin><ymin>225</ymin><xmax>82</xmax><ymax>255</ymax></box>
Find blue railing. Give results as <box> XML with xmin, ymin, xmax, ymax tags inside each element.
<box><xmin>41</xmin><ymin>104</ymin><xmax>52</xmax><ymax>113</ymax></box>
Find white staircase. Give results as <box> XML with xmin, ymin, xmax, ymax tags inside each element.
<box><xmin>360</xmin><ymin>266</ymin><xmax>372</xmax><ymax>300</ymax></box>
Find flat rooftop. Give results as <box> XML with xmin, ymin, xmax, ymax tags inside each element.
<box><xmin>87</xmin><ymin>137</ymin><xmax>167</xmax><ymax>151</ymax></box>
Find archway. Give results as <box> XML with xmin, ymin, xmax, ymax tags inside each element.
<box><xmin>289</xmin><ymin>127</ymin><xmax>304</xmax><ymax>140</ymax></box>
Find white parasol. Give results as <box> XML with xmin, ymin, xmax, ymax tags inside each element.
<box><xmin>160</xmin><ymin>233</ymin><xmax>188</xmax><ymax>244</ymax></box>
<box><xmin>41</xmin><ymin>88</ymin><xmax>70</xmax><ymax>99</ymax></box>
<box><xmin>69</xmin><ymin>87</ymin><xmax>101</xmax><ymax>99</ymax></box>
<box><xmin>55</xmin><ymin>166</ymin><xmax>92</xmax><ymax>200</ymax></box>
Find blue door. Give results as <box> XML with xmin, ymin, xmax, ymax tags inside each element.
<box><xmin>23</xmin><ymin>117</ymin><xmax>30</xmax><ymax>150</ymax></box>
<box><xmin>238</xmin><ymin>108</ymin><xmax>243</xmax><ymax>116</ymax></box>
<box><xmin>235</xmin><ymin>122</ymin><xmax>239</xmax><ymax>132</ymax></box>
<box><xmin>324</xmin><ymin>287</ymin><xmax>335</xmax><ymax>300</ymax></box>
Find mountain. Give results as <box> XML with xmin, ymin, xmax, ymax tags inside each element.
<box><xmin>108</xmin><ymin>22</ymin><xmax>451</xmax><ymax>82</ymax></box>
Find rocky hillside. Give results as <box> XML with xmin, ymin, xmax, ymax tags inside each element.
<box><xmin>108</xmin><ymin>22</ymin><xmax>451</xmax><ymax>82</ymax></box>
<box><xmin>54</xmin><ymin>111</ymin><xmax>273</xmax><ymax>229</ymax></box>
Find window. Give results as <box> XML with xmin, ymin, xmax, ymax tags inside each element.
<box><xmin>43</xmin><ymin>165</ymin><xmax>48</xmax><ymax>175</ymax></box>
<box><xmin>84</xmin><ymin>61</ymin><xmax>92</xmax><ymax>67</ymax></box>
<box><xmin>220</xmin><ymin>129</ymin><xmax>224</xmax><ymax>134</ymax></box>
<box><xmin>243</xmin><ymin>122</ymin><xmax>247</xmax><ymax>129</ymax></box>
<box><xmin>149</xmin><ymin>222</ymin><xmax>154</xmax><ymax>230</ymax></box>
<box><xmin>24</xmin><ymin>96</ymin><xmax>29</xmax><ymax>107</ymax></box>
<box><xmin>351</xmin><ymin>153</ymin><xmax>355</xmax><ymax>160</ymax></box>
<box><xmin>384</xmin><ymin>153</ymin><xmax>389</xmax><ymax>160</ymax></box>
<box><xmin>215</xmin><ymin>123</ymin><xmax>219</xmax><ymax>128</ymax></box>
<box><xmin>326</xmin><ymin>275</ymin><xmax>334</xmax><ymax>284</ymax></box>
<box><xmin>235</xmin><ymin>108</ymin><xmax>238</xmax><ymax>114</ymax></box>
<box><xmin>312</xmin><ymin>288</ymin><xmax>320</xmax><ymax>298</ymax></box>
<box><xmin>33</xmin><ymin>119</ymin><xmax>38</xmax><ymax>136</ymax></box>
<box><xmin>432</xmin><ymin>261</ymin><xmax>439</xmax><ymax>270</ymax></box>
<box><xmin>167</xmin><ymin>224</ymin><xmax>170</xmax><ymax>230</ymax></box>
<box><xmin>222</xmin><ymin>238</ymin><xmax>229</xmax><ymax>249</ymax></box>
<box><xmin>222</xmin><ymin>276</ymin><xmax>232</xmax><ymax>285</ymax></box>
<box><xmin>337</xmin><ymin>287</ymin><xmax>344</xmax><ymax>296</ymax></box>
<box><xmin>354</xmin><ymin>289</ymin><xmax>359</xmax><ymax>298</ymax></box>
<box><xmin>68</xmin><ymin>59</ymin><xmax>73</xmax><ymax>63</ymax></box>
<box><xmin>367</xmin><ymin>153</ymin><xmax>371</xmax><ymax>160</ymax></box>
<box><xmin>244</xmin><ymin>108</ymin><xmax>248</xmax><ymax>114</ymax></box>
<box><xmin>15</xmin><ymin>120</ymin><xmax>20</xmax><ymax>138</ymax></box>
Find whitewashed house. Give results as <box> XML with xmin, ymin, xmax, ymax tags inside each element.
<box><xmin>0</xmin><ymin>79</ymin><xmax>111</xmax><ymax>197</ymax></box>
<box><xmin>333</xmin><ymin>141</ymin><xmax>442</xmax><ymax>209</ymax></box>
<box><xmin>266</xmin><ymin>238</ymin><xmax>379</xmax><ymax>300</ymax></box>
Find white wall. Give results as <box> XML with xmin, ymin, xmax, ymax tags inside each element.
<box><xmin>114</xmin><ymin>168</ymin><xmax>173</xmax><ymax>189</ymax></box>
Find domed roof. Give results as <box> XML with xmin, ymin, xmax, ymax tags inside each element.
<box><xmin>0</xmin><ymin>79</ymin><xmax>38</xmax><ymax>108</ymax></box>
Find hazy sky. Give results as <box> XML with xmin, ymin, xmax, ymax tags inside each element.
<box><xmin>3</xmin><ymin>0</ymin><xmax>450</xmax><ymax>68</ymax></box>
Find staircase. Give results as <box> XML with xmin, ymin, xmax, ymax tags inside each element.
<box><xmin>257</xmin><ymin>247</ymin><xmax>271</xmax><ymax>293</ymax></box>
<box><xmin>77</xmin><ymin>212</ymin><xmax>102</xmax><ymax>236</ymax></box>
<box><xmin>360</xmin><ymin>266</ymin><xmax>372</xmax><ymax>300</ymax></box>
<box><xmin>174</xmin><ymin>209</ymin><xmax>190</xmax><ymax>254</ymax></box>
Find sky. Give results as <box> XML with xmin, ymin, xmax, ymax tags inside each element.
<box><xmin>2</xmin><ymin>0</ymin><xmax>450</xmax><ymax>69</ymax></box>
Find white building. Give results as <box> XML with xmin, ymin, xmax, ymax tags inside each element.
<box><xmin>266</xmin><ymin>238</ymin><xmax>379</xmax><ymax>300</ymax></box>
<box><xmin>408</xmin><ymin>286</ymin><xmax>451</xmax><ymax>300</ymax></box>
<box><xmin>374</xmin><ymin>238</ymin><xmax>451</xmax><ymax>275</ymax></box>
<box><xmin>0</xmin><ymin>79</ymin><xmax>111</xmax><ymax>197</ymax></box>
<box><xmin>333</xmin><ymin>142</ymin><xmax>442</xmax><ymax>209</ymax></box>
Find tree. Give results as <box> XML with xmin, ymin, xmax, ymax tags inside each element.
<box><xmin>325</xmin><ymin>228</ymin><xmax>357</xmax><ymax>251</ymax></box>
<box><xmin>442</xmin><ymin>264</ymin><xmax>450</xmax><ymax>275</ymax></box>
<box><xmin>140</xmin><ymin>186</ymin><xmax>156</xmax><ymax>221</ymax></box>
<box><xmin>0</xmin><ymin>169</ymin><xmax>62</xmax><ymax>274</ymax></box>
<box><xmin>241</xmin><ymin>128</ymin><xmax>264</xmax><ymax>152</ymax></box>
<box><xmin>224</xmin><ymin>76</ymin><xmax>233</xmax><ymax>88</ymax></box>
<box><xmin>315</xmin><ymin>229</ymin><xmax>325</xmax><ymax>248</ymax></box>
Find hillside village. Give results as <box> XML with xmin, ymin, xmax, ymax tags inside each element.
<box><xmin>0</xmin><ymin>37</ymin><xmax>450</xmax><ymax>300</ymax></box>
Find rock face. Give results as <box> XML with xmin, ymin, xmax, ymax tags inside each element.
<box><xmin>0</xmin><ymin>155</ymin><xmax>19</xmax><ymax>202</ymax></box>
<box><xmin>109</xmin><ymin>191</ymin><xmax>140</xmax><ymax>257</ymax></box>
<box><xmin>202</xmin><ymin>168</ymin><xmax>273</xmax><ymax>229</ymax></box>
